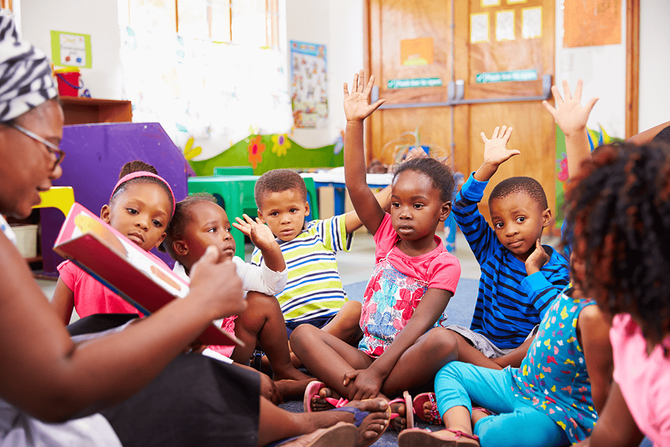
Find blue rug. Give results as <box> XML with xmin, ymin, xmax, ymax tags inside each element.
<box><xmin>280</xmin><ymin>278</ymin><xmax>479</xmax><ymax>446</ymax></box>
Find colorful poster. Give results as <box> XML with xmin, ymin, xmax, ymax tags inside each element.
<box><xmin>51</xmin><ymin>31</ymin><xmax>92</xmax><ymax>68</ymax></box>
<box><xmin>290</xmin><ymin>41</ymin><xmax>328</xmax><ymax>129</ymax></box>
<box><xmin>400</xmin><ymin>38</ymin><xmax>433</xmax><ymax>66</ymax></box>
<box><xmin>564</xmin><ymin>0</ymin><xmax>621</xmax><ymax>48</ymax></box>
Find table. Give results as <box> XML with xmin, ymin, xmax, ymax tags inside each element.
<box><xmin>301</xmin><ymin>171</ymin><xmax>393</xmax><ymax>216</ymax></box>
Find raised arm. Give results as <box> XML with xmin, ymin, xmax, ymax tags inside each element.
<box><xmin>343</xmin><ymin>185</ymin><xmax>392</xmax><ymax>234</ymax></box>
<box><xmin>343</xmin><ymin>70</ymin><xmax>386</xmax><ymax>235</ymax></box>
<box><xmin>473</xmin><ymin>125</ymin><xmax>519</xmax><ymax>182</ymax></box>
<box><xmin>542</xmin><ymin>79</ymin><xmax>598</xmax><ymax>180</ymax></box>
<box><xmin>0</xmin><ymin>239</ymin><xmax>245</xmax><ymax>422</ymax></box>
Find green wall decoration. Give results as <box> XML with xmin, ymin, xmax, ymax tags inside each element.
<box><xmin>188</xmin><ymin>134</ymin><xmax>343</xmax><ymax>176</ymax></box>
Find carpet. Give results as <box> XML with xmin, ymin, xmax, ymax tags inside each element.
<box><xmin>279</xmin><ymin>278</ymin><xmax>480</xmax><ymax>446</ymax></box>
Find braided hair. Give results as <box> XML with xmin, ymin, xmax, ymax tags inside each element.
<box><xmin>564</xmin><ymin>142</ymin><xmax>670</xmax><ymax>349</ymax></box>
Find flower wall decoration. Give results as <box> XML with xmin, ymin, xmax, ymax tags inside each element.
<box><xmin>183</xmin><ymin>136</ymin><xmax>202</xmax><ymax>160</ymax></box>
<box><xmin>247</xmin><ymin>135</ymin><xmax>266</xmax><ymax>168</ymax></box>
<box><xmin>271</xmin><ymin>134</ymin><xmax>291</xmax><ymax>157</ymax></box>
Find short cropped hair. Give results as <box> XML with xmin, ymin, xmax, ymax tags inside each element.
<box><xmin>489</xmin><ymin>176</ymin><xmax>548</xmax><ymax>210</ymax></box>
<box><xmin>159</xmin><ymin>193</ymin><xmax>217</xmax><ymax>257</ymax></box>
<box><xmin>254</xmin><ymin>169</ymin><xmax>307</xmax><ymax>208</ymax></box>
<box><xmin>393</xmin><ymin>157</ymin><xmax>455</xmax><ymax>203</ymax></box>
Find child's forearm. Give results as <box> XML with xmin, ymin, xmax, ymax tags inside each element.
<box><xmin>473</xmin><ymin>161</ymin><xmax>499</xmax><ymax>182</ymax></box>
<box><xmin>564</xmin><ymin>129</ymin><xmax>591</xmax><ymax>180</ymax></box>
<box><xmin>260</xmin><ymin>244</ymin><xmax>286</xmax><ymax>273</ymax></box>
<box><xmin>344</xmin><ymin>120</ymin><xmax>369</xmax><ymax>199</ymax></box>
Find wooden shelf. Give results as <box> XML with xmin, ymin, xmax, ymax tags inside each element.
<box><xmin>60</xmin><ymin>97</ymin><xmax>132</xmax><ymax>125</ymax></box>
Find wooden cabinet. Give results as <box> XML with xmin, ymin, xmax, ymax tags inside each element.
<box><xmin>60</xmin><ymin>97</ymin><xmax>132</xmax><ymax>125</ymax></box>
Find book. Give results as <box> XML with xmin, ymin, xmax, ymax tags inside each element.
<box><xmin>54</xmin><ymin>202</ymin><xmax>242</xmax><ymax>348</ymax></box>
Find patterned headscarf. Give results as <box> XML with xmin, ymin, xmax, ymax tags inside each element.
<box><xmin>0</xmin><ymin>10</ymin><xmax>57</xmax><ymax>123</ymax></box>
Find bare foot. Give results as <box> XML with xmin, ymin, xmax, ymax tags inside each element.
<box><xmin>389</xmin><ymin>400</ymin><xmax>407</xmax><ymax>432</ymax></box>
<box><xmin>279</xmin><ymin>421</ymin><xmax>357</xmax><ymax>447</ymax></box>
<box><xmin>340</xmin><ymin>398</ymin><xmax>391</xmax><ymax>447</ymax></box>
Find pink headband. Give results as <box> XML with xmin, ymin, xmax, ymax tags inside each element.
<box><xmin>111</xmin><ymin>171</ymin><xmax>176</xmax><ymax>216</ymax></box>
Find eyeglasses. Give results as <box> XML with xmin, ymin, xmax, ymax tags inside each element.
<box><xmin>10</xmin><ymin>122</ymin><xmax>65</xmax><ymax>168</ymax></box>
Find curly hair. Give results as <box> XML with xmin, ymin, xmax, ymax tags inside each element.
<box><xmin>159</xmin><ymin>193</ymin><xmax>217</xmax><ymax>257</ymax></box>
<box><xmin>254</xmin><ymin>169</ymin><xmax>307</xmax><ymax>209</ymax></box>
<box><xmin>489</xmin><ymin>176</ymin><xmax>548</xmax><ymax>210</ymax></box>
<box><xmin>564</xmin><ymin>143</ymin><xmax>670</xmax><ymax>348</ymax></box>
<box><xmin>110</xmin><ymin>160</ymin><xmax>174</xmax><ymax>216</ymax></box>
<box><xmin>393</xmin><ymin>157</ymin><xmax>455</xmax><ymax>202</ymax></box>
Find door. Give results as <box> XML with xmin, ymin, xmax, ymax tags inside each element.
<box><xmin>367</xmin><ymin>0</ymin><xmax>556</xmax><ymax>225</ymax></box>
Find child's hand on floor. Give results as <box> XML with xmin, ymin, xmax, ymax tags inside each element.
<box><xmin>543</xmin><ymin>79</ymin><xmax>598</xmax><ymax>138</ymax></box>
<box><xmin>232</xmin><ymin>214</ymin><xmax>277</xmax><ymax>252</ymax></box>
<box><xmin>343</xmin><ymin>69</ymin><xmax>385</xmax><ymax>122</ymax></box>
<box><xmin>525</xmin><ymin>240</ymin><xmax>549</xmax><ymax>275</ymax></box>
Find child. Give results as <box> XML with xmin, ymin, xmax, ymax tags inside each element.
<box><xmin>447</xmin><ymin>126</ymin><xmax>570</xmax><ymax>369</ymax></box>
<box><xmin>162</xmin><ymin>193</ymin><xmax>314</xmax><ymax>396</ymax></box>
<box><xmin>554</xmin><ymin>85</ymin><xmax>670</xmax><ymax>446</ymax></box>
<box><xmin>51</xmin><ymin>160</ymin><xmax>174</xmax><ymax>323</ymax></box>
<box><xmin>290</xmin><ymin>70</ymin><xmax>461</xmax><ymax>430</ymax></box>
<box><xmin>400</xmin><ymin>81</ymin><xmax>613</xmax><ymax>447</ymax></box>
<box><xmin>251</xmin><ymin>169</ymin><xmax>365</xmax><ymax>346</ymax></box>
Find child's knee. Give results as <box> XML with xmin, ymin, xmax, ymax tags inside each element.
<box><xmin>288</xmin><ymin>323</ymin><xmax>319</xmax><ymax>350</ymax></box>
<box><xmin>337</xmin><ymin>300</ymin><xmax>362</xmax><ymax>324</ymax></box>
<box><xmin>424</xmin><ymin>328</ymin><xmax>459</xmax><ymax>362</ymax></box>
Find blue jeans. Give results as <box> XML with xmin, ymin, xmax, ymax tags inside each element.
<box><xmin>435</xmin><ymin>362</ymin><xmax>569</xmax><ymax>447</ymax></box>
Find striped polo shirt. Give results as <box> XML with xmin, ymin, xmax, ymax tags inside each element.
<box><xmin>251</xmin><ymin>214</ymin><xmax>352</xmax><ymax>323</ymax></box>
<box><xmin>452</xmin><ymin>174</ymin><xmax>570</xmax><ymax>349</ymax></box>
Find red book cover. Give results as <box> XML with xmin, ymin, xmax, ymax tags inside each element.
<box><xmin>54</xmin><ymin>203</ymin><xmax>242</xmax><ymax>348</ymax></box>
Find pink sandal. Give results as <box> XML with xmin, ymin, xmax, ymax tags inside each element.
<box><xmin>412</xmin><ymin>392</ymin><xmax>443</xmax><ymax>425</ymax></box>
<box><xmin>303</xmin><ymin>381</ymin><xmax>349</xmax><ymax>412</ymax></box>
<box><xmin>387</xmin><ymin>390</ymin><xmax>413</xmax><ymax>431</ymax></box>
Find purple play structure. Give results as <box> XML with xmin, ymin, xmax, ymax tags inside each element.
<box><xmin>40</xmin><ymin>122</ymin><xmax>192</xmax><ymax>274</ymax></box>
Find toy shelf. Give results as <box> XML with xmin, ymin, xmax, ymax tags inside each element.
<box><xmin>60</xmin><ymin>97</ymin><xmax>132</xmax><ymax>125</ymax></box>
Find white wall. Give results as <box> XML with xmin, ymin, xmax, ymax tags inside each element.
<box><xmin>285</xmin><ymin>0</ymin><xmax>365</xmax><ymax>148</ymax></box>
<box><xmin>639</xmin><ymin>0</ymin><xmax>670</xmax><ymax>132</ymax></box>
<box><xmin>554</xmin><ymin>0</ymin><xmax>627</xmax><ymax>139</ymax></box>
<box><xmin>19</xmin><ymin>0</ymin><xmax>123</xmax><ymax>100</ymax></box>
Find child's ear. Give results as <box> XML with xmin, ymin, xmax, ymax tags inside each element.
<box><xmin>173</xmin><ymin>239</ymin><xmax>189</xmax><ymax>256</ymax></box>
<box><xmin>542</xmin><ymin>208</ymin><xmax>552</xmax><ymax>228</ymax></box>
<box><xmin>154</xmin><ymin>232</ymin><xmax>167</xmax><ymax>249</ymax></box>
<box><xmin>257</xmin><ymin>209</ymin><xmax>266</xmax><ymax>223</ymax></box>
<box><xmin>439</xmin><ymin>201</ymin><xmax>452</xmax><ymax>222</ymax></box>
<box><xmin>100</xmin><ymin>204</ymin><xmax>111</xmax><ymax>223</ymax></box>
<box><xmin>303</xmin><ymin>201</ymin><xmax>310</xmax><ymax>217</ymax></box>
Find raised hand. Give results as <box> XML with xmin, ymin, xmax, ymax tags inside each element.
<box><xmin>525</xmin><ymin>240</ymin><xmax>549</xmax><ymax>275</ymax></box>
<box><xmin>542</xmin><ymin>79</ymin><xmax>598</xmax><ymax>137</ymax></box>
<box><xmin>343</xmin><ymin>69</ymin><xmax>385</xmax><ymax>122</ymax></box>
<box><xmin>232</xmin><ymin>214</ymin><xmax>276</xmax><ymax>252</ymax></box>
<box><xmin>481</xmin><ymin>125</ymin><xmax>519</xmax><ymax>166</ymax></box>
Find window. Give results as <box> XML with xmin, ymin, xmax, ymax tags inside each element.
<box><xmin>120</xmin><ymin>0</ymin><xmax>279</xmax><ymax>47</ymax></box>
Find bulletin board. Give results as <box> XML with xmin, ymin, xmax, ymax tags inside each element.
<box><xmin>290</xmin><ymin>41</ymin><xmax>328</xmax><ymax>129</ymax></box>
<box><xmin>563</xmin><ymin>0</ymin><xmax>621</xmax><ymax>48</ymax></box>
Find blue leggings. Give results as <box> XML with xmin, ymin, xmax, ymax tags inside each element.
<box><xmin>434</xmin><ymin>362</ymin><xmax>569</xmax><ymax>447</ymax></box>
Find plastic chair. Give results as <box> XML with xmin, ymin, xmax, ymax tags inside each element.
<box><xmin>34</xmin><ymin>186</ymin><xmax>75</xmax><ymax>217</ymax></box>
<box><xmin>188</xmin><ymin>175</ymin><xmax>319</xmax><ymax>259</ymax></box>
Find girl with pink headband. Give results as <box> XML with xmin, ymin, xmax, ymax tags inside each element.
<box><xmin>51</xmin><ymin>160</ymin><xmax>176</xmax><ymax>324</ymax></box>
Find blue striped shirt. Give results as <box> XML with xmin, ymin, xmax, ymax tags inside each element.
<box><xmin>453</xmin><ymin>174</ymin><xmax>570</xmax><ymax>349</ymax></box>
<box><xmin>251</xmin><ymin>215</ymin><xmax>352</xmax><ymax>323</ymax></box>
